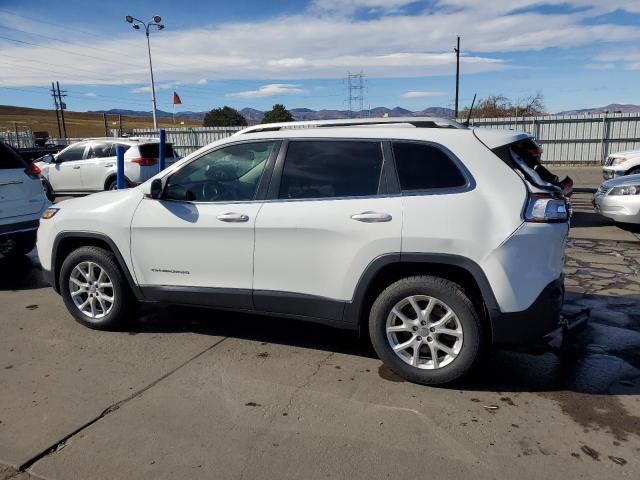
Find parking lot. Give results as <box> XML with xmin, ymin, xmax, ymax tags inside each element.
<box><xmin>1</xmin><ymin>166</ymin><xmax>639</xmax><ymax>480</ymax></box>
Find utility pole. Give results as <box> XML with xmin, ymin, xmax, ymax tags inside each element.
<box><xmin>51</xmin><ymin>82</ymin><xmax>62</xmax><ymax>138</ymax></box>
<box><xmin>103</xmin><ymin>113</ymin><xmax>108</xmax><ymax>136</ymax></box>
<box><xmin>56</xmin><ymin>81</ymin><xmax>68</xmax><ymax>139</ymax></box>
<box><xmin>347</xmin><ymin>71</ymin><xmax>365</xmax><ymax>118</ymax></box>
<box><xmin>118</xmin><ymin>114</ymin><xmax>123</xmax><ymax>136</ymax></box>
<box><xmin>14</xmin><ymin>122</ymin><xmax>20</xmax><ymax>148</ymax></box>
<box><xmin>454</xmin><ymin>36</ymin><xmax>460</xmax><ymax>119</ymax></box>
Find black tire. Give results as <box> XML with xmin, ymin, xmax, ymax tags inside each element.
<box><xmin>107</xmin><ymin>178</ymin><xmax>130</xmax><ymax>190</ymax></box>
<box><xmin>2</xmin><ymin>231</ymin><xmax>37</xmax><ymax>257</ymax></box>
<box><xmin>59</xmin><ymin>246</ymin><xmax>133</xmax><ymax>330</ymax></box>
<box><xmin>369</xmin><ymin>276</ymin><xmax>484</xmax><ymax>385</ymax></box>
<box><xmin>42</xmin><ymin>180</ymin><xmax>55</xmax><ymax>202</ymax></box>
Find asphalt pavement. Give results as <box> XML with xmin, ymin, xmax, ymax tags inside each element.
<box><xmin>1</xmin><ymin>166</ymin><xmax>639</xmax><ymax>480</ymax></box>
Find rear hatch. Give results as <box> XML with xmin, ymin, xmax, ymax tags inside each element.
<box><xmin>138</xmin><ymin>142</ymin><xmax>177</xmax><ymax>163</ymax></box>
<box><xmin>0</xmin><ymin>143</ymin><xmax>45</xmax><ymax>220</ymax></box>
<box><xmin>474</xmin><ymin>128</ymin><xmax>571</xmax><ymax>195</ymax></box>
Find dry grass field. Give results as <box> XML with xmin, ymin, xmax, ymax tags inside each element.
<box><xmin>0</xmin><ymin>105</ymin><xmax>202</xmax><ymax>139</ymax></box>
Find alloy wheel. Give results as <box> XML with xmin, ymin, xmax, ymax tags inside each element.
<box><xmin>385</xmin><ymin>295</ymin><xmax>463</xmax><ymax>369</ymax></box>
<box><xmin>68</xmin><ymin>261</ymin><xmax>115</xmax><ymax>320</ymax></box>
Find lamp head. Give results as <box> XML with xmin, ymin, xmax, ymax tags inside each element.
<box><xmin>132</xmin><ymin>24</ymin><xmax>140</xmax><ymax>29</ymax></box>
<box><xmin>152</xmin><ymin>15</ymin><xmax>162</xmax><ymax>23</ymax></box>
<box><xmin>125</xmin><ymin>15</ymin><xmax>133</xmax><ymax>23</ymax></box>
<box><xmin>158</xmin><ymin>24</ymin><xmax>165</xmax><ymax>30</ymax></box>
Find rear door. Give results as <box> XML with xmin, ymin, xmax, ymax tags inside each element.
<box><xmin>252</xmin><ymin>139</ymin><xmax>402</xmax><ymax>320</ymax></box>
<box><xmin>82</xmin><ymin>141</ymin><xmax>117</xmax><ymax>191</ymax></box>
<box><xmin>46</xmin><ymin>143</ymin><xmax>87</xmax><ymax>192</ymax></box>
<box><xmin>0</xmin><ymin>143</ymin><xmax>45</xmax><ymax>219</ymax></box>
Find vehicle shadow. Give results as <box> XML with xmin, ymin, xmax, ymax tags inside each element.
<box><xmin>0</xmin><ymin>251</ymin><xmax>49</xmax><ymax>291</ymax></box>
<box><xmin>128</xmin><ymin>293</ymin><xmax>640</xmax><ymax>397</ymax></box>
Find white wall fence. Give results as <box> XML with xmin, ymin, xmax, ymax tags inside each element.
<box><xmin>131</xmin><ymin>127</ymin><xmax>243</xmax><ymax>158</ymax></box>
<box><xmin>6</xmin><ymin>113</ymin><xmax>640</xmax><ymax>164</ymax></box>
<box><xmin>466</xmin><ymin>112</ymin><xmax>640</xmax><ymax>164</ymax></box>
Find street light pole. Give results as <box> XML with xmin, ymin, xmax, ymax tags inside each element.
<box><xmin>126</xmin><ymin>15</ymin><xmax>165</xmax><ymax>129</ymax></box>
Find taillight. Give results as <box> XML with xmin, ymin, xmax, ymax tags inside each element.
<box><xmin>524</xmin><ymin>194</ymin><xmax>568</xmax><ymax>223</ymax></box>
<box><xmin>25</xmin><ymin>162</ymin><xmax>41</xmax><ymax>179</ymax></box>
<box><xmin>131</xmin><ymin>157</ymin><xmax>158</xmax><ymax>167</ymax></box>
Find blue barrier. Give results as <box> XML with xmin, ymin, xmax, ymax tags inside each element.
<box><xmin>159</xmin><ymin>128</ymin><xmax>166</xmax><ymax>172</ymax></box>
<box><xmin>116</xmin><ymin>144</ymin><xmax>125</xmax><ymax>189</ymax></box>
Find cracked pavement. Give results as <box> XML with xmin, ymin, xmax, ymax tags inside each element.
<box><xmin>2</xmin><ymin>171</ymin><xmax>640</xmax><ymax>479</ymax></box>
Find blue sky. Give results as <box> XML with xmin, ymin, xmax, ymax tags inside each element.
<box><xmin>0</xmin><ymin>0</ymin><xmax>639</xmax><ymax>114</ymax></box>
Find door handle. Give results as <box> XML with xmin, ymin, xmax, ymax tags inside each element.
<box><xmin>72</xmin><ymin>166</ymin><xmax>81</xmax><ymax>169</ymax></box>
<box><xmin>217</xmin><ymin>212</ymin><xmax>249</xmax><ymax>223</ymax></box>
<box><xmin>351</xmin><ymin>211</ymin><xmax>392</xmax><ymax>223</ymax></box>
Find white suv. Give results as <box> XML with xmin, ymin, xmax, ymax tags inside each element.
<box><xmin>1</xmin><ymin>142</ymin><xmax>49</xmax><ymax>256</ymax></box>
<box><xmin>37</xmin><ymin>118</ymin><xmax>569</xmax><ymax>385</ymax></box>
<box><xmin>36</xmin><ymin>137</ymin><xmax>179</xmax><ymax>196</ymax></box>
<box><xmin>602</xmin><ymin>149</ymin><xmax>640</xmax><ymax>179</ymax></box>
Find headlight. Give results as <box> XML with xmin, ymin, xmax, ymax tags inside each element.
<box><xmin>609</xmin><ymin>185</ymin><xmax>640</xmax><ymax>196</ymax></box>
<box><xmin>611</xmin><ymin>157</ymin><xmax>627</xmax><ymax>166</ymax></box>
<box><xmin>41</xmin><ymin>207</ymin><xmax>60</xmax><ymax>219</ymax></box>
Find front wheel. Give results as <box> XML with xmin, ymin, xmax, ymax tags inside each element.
<box><xmin>59</xmin><ymin>246</ymin><xmax>133</xmax><ymax>330</ymax></box>
<box><xmin>369</xmin><ymin>276</ymin><xmax>484</xmax><ymax>385</ymax></box>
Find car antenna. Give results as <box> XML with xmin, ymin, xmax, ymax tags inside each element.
<box><xmin>464</xmin><ymin>93</ymin><xmax>477</xmax><ymax>127</ymax></box>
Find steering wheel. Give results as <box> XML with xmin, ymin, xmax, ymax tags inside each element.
<box><xmin>202</xmin><ymin>181</ymin><xmax>238</xmax><ymax>201</ymax></box>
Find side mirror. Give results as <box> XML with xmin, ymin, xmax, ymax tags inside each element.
<box><xmin>41</xmin><ymin>154</ymin><xmax>53</xmax><ymax>163</ymax></box>
<box><xmin>150</xmin><ymin>178</ymin><xmax>163</xmax><ymax>199</ymax></box>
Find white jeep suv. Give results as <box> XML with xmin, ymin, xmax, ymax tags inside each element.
<box><xmin>1</xmin><ymin>142</ymin><xmax>50</xmax><ymax>257</ymax></box>
<box><xmin>36</xmin><ymin>137</ymin><xmax>179</xmax><ymax>196</ymax></box>
<box><xmin>602</xmin><ymin>149</ymin><xmax>640</xmax><ymax>179</ymax></box>
<box><xmin>37</xmin><ymin>118</ymin><xmax>569</xmax><ymax>385</ymax></box>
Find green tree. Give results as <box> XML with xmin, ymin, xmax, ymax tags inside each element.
<box><xmin>262</xmin><ymin>104</ymin><xmax>294</xmax><ymax>124</ymax></box>
<box><xmin>203</xmin><ymin>106</ymin><xmax>247</xmax><ymax>127</ymax></box>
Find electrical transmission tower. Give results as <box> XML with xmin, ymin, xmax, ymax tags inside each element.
<box><xmin>347</xmin><ymin>72</ymin><xmax>365</xmax><ymax>118</ymax></box>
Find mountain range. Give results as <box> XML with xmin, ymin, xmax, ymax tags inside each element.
<box><xmin>90</xmin><ymin>103</ymin><xmax>640</xmax><ymax>124</ymax></box>
<box><xmin>90</xmin><ymin>106</ymin><xmax>456</xmax><ymax>124</ymax></box>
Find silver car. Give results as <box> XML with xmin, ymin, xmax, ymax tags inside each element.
<box><xmin>593</xmin><ymin>174</ymin><xmax>640</xmax><ymax>224</ymax></box>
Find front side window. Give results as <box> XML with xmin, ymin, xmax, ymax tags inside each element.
<box><xmin>165</xmin><ymin>141</ymin><xmax>275</xmax><ymax>202</ymax></box>
<box><xmin>392</xmin><ymin>142</ymin><xmax>467</xmax><ymax>191</ymax></box>
<box><xmin>57</xmin><ymin>144</ymin><xmax>86</xmax><ymax>162</ymax></box>
<box><xmin>278</xmin><ymin>141</ymin><xmax>383</xmax><ymax>200</ymax></box>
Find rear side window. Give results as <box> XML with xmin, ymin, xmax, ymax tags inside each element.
<box><xmin>392</xmin><ymin>142</ymin><xmax>467</xmax><ymax>191</ymax></box>
<box><xmin>279</xmin><ymin>141</ymin><xmax>383</xmax><ymax>200</ymax></box>
<box><xmin>0</xmin><ymin>143</ymin><xmax>26</xmax><ymax>169</ymax></box>
<box><xmin>109</xmin><ymin>144</ymin><xmax>131</xmax><ymax>156</ymax></box>
<box><xmin>138</xmin><ymin>143</ymin><xmax>175</xmax><ymax>158</ymax></box>
<box><xmin>87</xmin><ymin>143</ymin><xmax>113</xmax><ymax>159</ymax></box>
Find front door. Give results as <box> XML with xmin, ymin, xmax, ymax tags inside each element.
<box><xmin>130</xmin><ymin>140</ymin><xmax>279</xmax><ymax>308</ymax></box>
<box><xmin>47</xmin><ymin>143</ymin><xmax>87</xmax><ymax>192</ymax></box>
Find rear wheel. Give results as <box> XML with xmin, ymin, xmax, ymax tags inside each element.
<box><xmin>42</xmin><ymin>180</ymin><xmax>55</xmax><ymax>202</ymax></box>
<box><xmin>59</xmin><ymin>246</ymin><xmax>133</xmax><ymax>330</ymax></box>
<box><xmin>107</xmin><ymin>178</ymin><xmax>131</xmax><ymax>190</ymax></box>
<box><xmin>369</xmin><ymin>276</ymin><xmax>484</xmax><ymax>385</ymax></box>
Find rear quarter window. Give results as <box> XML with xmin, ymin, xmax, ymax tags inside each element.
<box><xmin>0</xmin><ymin>143</ymin><xmax>27</xmax><ymax>169</ymax></box>
<box><xmin>138</xmin><ymin>143</ymin><xmax>175</xmax><ymax>158</ymax></box>
<box><xmin>392</xmin><ymin>142</ymin><xmax>467</xmax><ymax>191</ymax></box>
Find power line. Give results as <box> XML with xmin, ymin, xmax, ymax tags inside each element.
<box><xmin>346</xmin><ymin>71</ymin><xmax>365</xmax><ymax>118</ymax></box>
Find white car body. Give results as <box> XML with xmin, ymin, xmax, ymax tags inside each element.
<box><xmin>38</xmin><ymin>118</ymin><xmax>568</xmax><ymax>349</ymax></box>
<box><xmin>602</xmin><ymin>149</ymin><xmax>640</xmax><ymax>179</ymax></box>
<box><xmin>1</xmin><ymin>142</ymin><xmax>49</xmax><ymax>255</ymax></box>
<box><xmin>594</xmin><ymin>173</ymin><xmax>640</xmax><ymax>224</ymax></box>
<box><xmin>35</xmin><ymin>137</ymin><xmax>179</xmax><ymax>195</ymax></box>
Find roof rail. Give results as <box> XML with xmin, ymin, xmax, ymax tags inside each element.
<box><xmin>234</xmin><ymin>116</ymin><xmax>464</xmax><ymax>135</ymax></box>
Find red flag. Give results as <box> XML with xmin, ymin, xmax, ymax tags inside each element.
<box><xmin>173</xmin><ymin>91</ymin><xmax>182</xmax><ymax>105</ymax></box>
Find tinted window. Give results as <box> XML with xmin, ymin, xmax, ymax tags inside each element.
<box><xmin>393</xmin><ymin>142</ymin><xmax>466</xmax><ymax>191</ymax></box>
<box><xmin>87</xmin><ymin>143</ymin><xmax>113</xmax><ymax>159</ymax></box>
<box><xmin>57</xmin><ymin>144</ymin><xmax>86</xmax><ymax>162</ymax></box>
<box><xmin>165</xmin><ymin>141</ymin><xmax>275</xmax><ymax>202</ymax></box>
<box><xmin>0</xmin><ymin>143</ymin><xmax>27</xmax><ymax>169</ymax></box>
<box><xmin>279</xmin><ymin>141</ymin><xmax>383</xmax><ymax>200</ymax></box>
<box><xmin>109</xmin><ymin>144</ymin><xmax>131</xmax><ymax>156</ymax></box>
<box><xmin>139</xmin><ymin>143</ymin><xmax>175</xmax><ymax>158</ymax></box>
